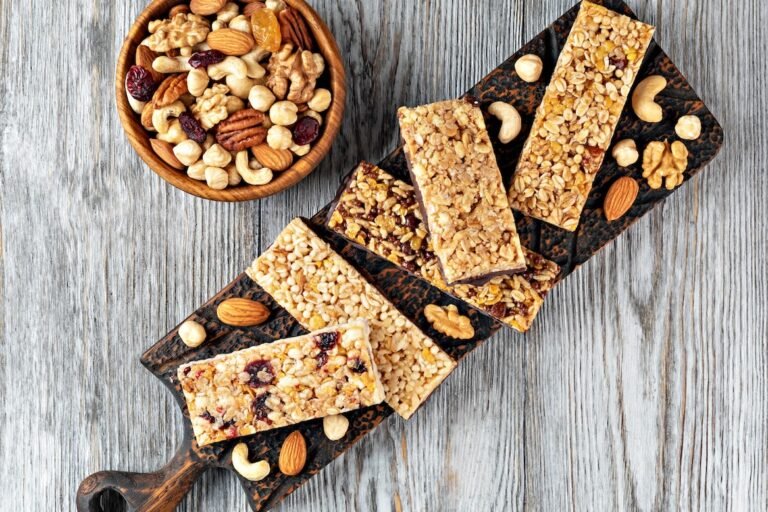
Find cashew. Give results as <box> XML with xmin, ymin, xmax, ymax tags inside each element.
<box><xmin>173</xmin><ymin>140</ymin><xmax>203</xmax><ymax>166</ymax></box>
<box><xmin>265</xmin><ymin>0</ymin><xmax>286</xmax><ymax>12</ymax></box>
<box><xmin>178</xmin><ymin>320</ymin><xmax>206</xmax><ymax>348</ymax></box>
<box><xmin>193</xmin><ymin>41</ymin><xmax>211</xmax><ymax>52</ymax></box>
<box><xmin>212</xmin><ymin>20</ymin><xmax>227</xmax><ymax>31</ymax></box>
<box><xmin>631</xmin><ymin>75</ymin><xmax>667</xmax><ymax>123</ymax></box>
<box><xmin>231</xmin><ymin>443</ymin><xmax>270</xmax><ymax>482</ymax></box>
<box><xmin>241</xmin><ymin>49</ymin><xmax>268</xmax><ymax>79</ymax></box>
<box><xmin>487</xmin><ymin>102</ymin><xmax>522</xmax><ymax>144</ymax></box>
<box><xmin>153</xmin><ymin>55</ymin><xmax>192</xmax><ymax>74</ymax></box>
<box><xmin>226</xmin><ymin>74</ymin><xmax>257</xmax><ymax>99</ymax></box>
<box><xmin>203</xmin><ymin>144</ymin><xmax>233</xmax><ymax>167</ymax></box>
<box><xmin>156</xmin><ymin>120</ymin><xmax>188</xmax><ymax>144</ymax></box>
<box><xmin>290</xmin><ymin>143</ymin><xmax>311</xmax><ymax>157</ymax></box>
<box><xmin>152</xmin><ymin>101</ymin><xmax>186</xmax><ymax>133</ymax></box>
<box><xmin>180</xmin><ymin>46</ymin><xmax>193</xmax><ymax>57</ymax></box>
<box><xmin>267</xmin><ymin>125</ymin><xmax>293</xmax><ymax>150</ymax></box>
<box><xmin>515</xmin><ymin>54</ymin><xmax>543</xmax><ymax>83</ymax></box>
<box><xmin>307</xmin><ymin>88</ymin><xmax>332</xmax><ymax>113</ymax></box>
<box><xmin>205</xmin><ymin>166</ymin><xmax>229</xmax><ymax>190</ymax></box>
<box><xmin>126</xmin><ymin>94</ymin><xmax>146</xmax><ymax>114</ymax></box>
<box><xmin>236</xmin><ymin>151</ymin><xmax>274</xmax><ymax>185</ymax></box>
<box><xmin>207</xmin><ymin>56</ymin><xmax>247</xmax><ymax>80</ymax></box>
<box><xmin>226</xmin><ymin>163</ymin><xmax>242</xmax><ymax>186</ymax></box>
<box><xmin>270</xmin><ymin>101</ymin><xmax>298</xmax><ymax>126</ymax></box>
<box><xmin>249</xmin><ymin>85</ymin><xmax>276</xmax><ymax>112</ymax></box>
<box><xmin>611</xmin><ymin>139</ymin><xmax>639</xmax><ymax>167</ymax></box>
<box><xmin>187</xmin><ymin>161</ymin><xmax>207</xmax><ymax>180</ymax></box>
<box><xmin>675</xmin><ymin>115</ymin><xmax>701</xmax><ymax>140</ymax></box>
<box><xmin>228</xmin><ymin>15</ymin><xmax>251</xmax><ymax>34</ymax></box>
<box><xmin>322</xmin><ymin>414</ymin><xmax>349</xmax><ymax>441</ymax></box>
<box><xmin>216</xmin><ymin>2</ymin><xmax>239</xmax><ymax>22</ymax></box>
<box><xmin>188</xmin><ymin>68</ymin><xmax>210</xmax><ymax>97</ymax></box>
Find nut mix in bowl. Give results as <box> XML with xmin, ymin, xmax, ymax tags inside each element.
<box><xmin>117</xmin><ymin>0</ymin><xmax>345</xmax><ymax>201</ymax></box>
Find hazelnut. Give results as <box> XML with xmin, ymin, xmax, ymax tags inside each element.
<box><xmin>249</xmin><ymin>85</ymin><xmax>277</xmax><ymax>112</ymax></box>
<box><xmin>178</xmin><ymin>320</ymin><xmax>207</xmax><ymax>348</ymax></box>
<box><xmin>675</xmin><ymin>115</ymin><xmax>702</xmax><ymax>140</ymax></box>
<box><xmin>322</xmin><ymin>414</ymin><xmax>349</xmax><ymax>441</ymax></box>
<box><xmin>270</xmin><ymin>101</ymin><xmax>299</xmax><ymax>126</ymax></box>
<box><xmin>203</xmin><ymin>144</ymin><xmax>233</xmax><ymax>167</ymax></box>
<box><xmin>187</xmin><ymin>162</ymin><xmax>207</xmax><ymax>180</ymax></box>
<box><xmin>307</xmin><ymin>88</ymin><xmax>332</xmax><ymax>113</ymax></box>
<box><xmin>612</xmin><ymin>139</ymin><xmax>639</xmax><ymax>167</ymax></box>
<box><xmin>205</xmin><ymin>166</ymin><xmax>229</xmax><ymax>190</ymax></box>
<box><xmin>173</xmin><ymin>140</ymin><xmax>203</xmax><ymax>166</ymax></box>
<box><xmin>515</xmin><ymin>54</ymin><xmax>543</xmax><ymax>83</ymax></box>
<box><xmin>267</xmin><ymin>125</ymin><xmax>293</xmax><ymax>150</ymax></box>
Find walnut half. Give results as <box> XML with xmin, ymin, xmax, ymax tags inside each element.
<box><xmin>424</xmin><ymin>304</ymin><xmax>475</xmax><ymax>340</ymax></box>
<box><xmin>642</xmin><ymin>140</ymin><xmax>689</xmax><ymax>190</ymax></box>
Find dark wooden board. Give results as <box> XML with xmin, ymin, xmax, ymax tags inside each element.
<box><xmin>76</xmin><ymin>0</ymin><xmax>723</xmax><ymax>510</ymax></box>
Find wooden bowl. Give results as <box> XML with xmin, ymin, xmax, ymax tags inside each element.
<box><xmin>115</xmin><ymin>0</ymin><xmax>346</xmax><ymax>202</ymax></box>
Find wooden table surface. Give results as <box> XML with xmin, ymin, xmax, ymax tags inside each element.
<box><xmin>1</xmin><ymin>0</ymin><xmax>766</xmax><ymax>510</ymax></box>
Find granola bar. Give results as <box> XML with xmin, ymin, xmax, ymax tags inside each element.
<box><xmin>178</xmin><ymin>320</ymin><xmax>385</xmax><ymax>447</ymax></box>
<box><xmin>327</xmin><ymin>163</ymin><xmax>560</xmax><ymax>332</ymax></box>
<box><xmin>248</xmin><ymin>219</ymin><xmax>457</xmax><ymax>420</ymax></box>
<box><xmin>398</xmin><ymin>98</ymin><xmax>527</xmax><ymax>285</ymax></box>
<box><xmin>508</xmin><ymin>1</ymin><xmax>654</xmax><ymax>231</ymax></box>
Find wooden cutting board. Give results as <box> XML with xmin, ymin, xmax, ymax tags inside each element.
<box><xmin>76</xmin><ymin>1</ymin><xmax>723</xmax><ymax>510</ymax></box>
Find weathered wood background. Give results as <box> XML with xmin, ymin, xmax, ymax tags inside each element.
<box><xmin>1</xmin><ymin>0</ymin><xmax>766</xmax><ymax>510</ymax></box>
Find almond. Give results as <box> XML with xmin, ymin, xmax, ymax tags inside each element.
<box><xmin>141</xmin><ymin>102</ymin><xmax>155</xmax><ymax>131</ymax></box>
<box><xmin>190</xmin><ymin>0</ymin><xmax>227</xmax><ymax>16</ymax></box>
<box><xmin>207</xmin><ymin>29</ymin><xmax>255</xmax><ymax>56</ymax></box>
<box><xmin>216</xmin><ymin>298</ymin><xmax>270</xmax><ymax>327</ymax></box>
<box><xmin>150</xmin><ymin>139</ymin><xmax>184</xmax><ymax>170</ymax></box>
<box><xmin>278</xmin><ymin>431</ymin><xmax>307</xmax><ymax>476</ymax></box>
<box><xmin>604</xmin><ymin>176</ymin><xmax>639</xmax><ymax>221</ymax></box>
<box><xmin>251</xmin><ymin>144</ymin><xmax>293</xmax><ymax>171</ymax></box>
<box><xmin>135</xmin><ymin>45</ymin><xmax>164</xmax><ymax>83</ymax></box>
<box><xmin>243</xmin><ymin>1</ymin><xmax>266</xmax><ymax>16</ymax></box>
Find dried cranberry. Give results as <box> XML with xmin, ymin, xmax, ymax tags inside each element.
<box><xmin>183</xmin><ymin>367</ymin><xmax>192</xmax><ymax>376</ymax></box>
<box><xmin>293</xmin><ymin>117</ymin><xmax>321</xmax><ymax>146</ymax></box>
<box><xmin>403</xmin><ymin>261</ymin><xmax>417</xmax><ymax>273</ymax></box>
<box><xmin>252</xmin><ymin>394</ymin><xmax>272</xmax><ymax>423</ymax></box>
<box><xmin>315</xmin><ymin>331</ymin><xmax>339</xmax><ymax>351</ymax></box>
<box><xmin>188</xmin><ymin>50</ymin><xmax>225</xmax><ymax>69</ymax></box>
<box><xmin>125</xmin><ymin>65</ymin><xmax>157</xmax><ymax>101</ymax></box>
<box><xmin>244</xmin><ymin>360</ymin><xmax>275</xmax><ymax>388</ymax></box>
<box><xmin>200</xmin><ymin>411</ymin><xmax>216</xmax><ymax>423</ymax></box>
<box><xmin>349</xmin><ymin>359</ymin><xmax>367</xmax><ymax>374</ymax></box>
<box><xmin>316</xmin><ymin>351</ymin><xmax>329</xmax><ymax>368</ymax></box>
<box><xmin>179</xmin><ymin>112</ymin><xmax>206</xmax><ymax>143</ymax></box>
<box><xmin>609</xmin><ymin>56</ymin><xmax>628</xmax><ymax>70</ymax></box>
<box><xmin>220</xmin><ymin>419</ymin><xmax>236</xmax><ymax>430</ymax></box>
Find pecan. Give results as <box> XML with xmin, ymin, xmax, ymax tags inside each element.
<box><xmin>153</xmin><ymin>73</ymin><xmax>189</xmax><ymax>107</ymax></box>
<box><xmin>278</xmin><ymin>7</ymin><xmax>314</xmax><ymax>51</ymax></box>
<box><xmin>216</xmin><ymin>108</ymin><xmax>267</xmax><ymax>151</ymax></box>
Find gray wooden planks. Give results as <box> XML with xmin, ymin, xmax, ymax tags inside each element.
<box><xmin>0</xmin><ymin>0</ymin><xmax>766</xmax><ymax>510</ymax></box>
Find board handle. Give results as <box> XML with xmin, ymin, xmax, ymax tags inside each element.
<box><xmin>76</xmin><ymin>443</ymin><xmax>206</xmax><ymax>512</ymax></box>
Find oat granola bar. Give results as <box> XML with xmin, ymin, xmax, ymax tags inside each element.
<box><xmin>398</xmin><ymin>98</ymin><xmax>527</xmax><ymax>285</ymax></box>
<box><xmin>508</xmin><ymin>1</ymin><xmax>655</xmax><ymax>231</ymax></box>
<box><xmin>327</xmin><ymin>163</ymin><xmax>561</xmax><ymax>332</ymax></box>
<box><xmin>178</xmin><ymin>320</ymin><xmax>385</xmax><ymax>446</ymax></box>
<box><xmin>248</xmin><ymin>219</ymin><xmax>457</xmax><ymax>420</ymax></box>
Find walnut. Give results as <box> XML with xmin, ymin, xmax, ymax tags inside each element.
<box><xmin>424</xmin><ymin>304</ymin><xmax>475</xmax><ymax>340</ymax></box>
<box><xmin>642</xmin><ymin>140</ymin><xmax>689</xmax><ymax>190</ymax></box>
<box><xmin>143</xmin><ymin>13</ymin><xmax>211</xmax><ymax>53</ymax></box>
<box><xmin>266</xmin><ymin>44</ymin><xmax>325</xmax><ymax>103</ymax></box>
<box><xmin>191</xmin><ymin>84</ymin><xmax>233</xmax><ymax>130</ymax></box>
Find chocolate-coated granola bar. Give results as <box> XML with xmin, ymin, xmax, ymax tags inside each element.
<box><xmin>178</xmin><ymin>320</ymin><xmax>385</xmax><ymax>447</ymax></box>
<box><xmin>508</xmin><ymin>1</ymin><xmax>654</xmax><ymax>231</ymax></box>
<box><xmin>398</xmin><ymin>98</ymin><xmax>527</xmax><ymax>284</ymax></box>
<box><xmin>328</xmin><ymin>162</ymin><xmax>560</xmax><ymax>332</ymax></box>
<box><xmin>248</xmin><ymin>219</ymin><xmax>457</xmax><ymax>420</ymax></box>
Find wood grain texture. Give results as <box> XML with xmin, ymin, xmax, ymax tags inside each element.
<box><xmin>0</xmin><ymin>1</ymin><xmax>765</xmax><ymax>512</ymax></box>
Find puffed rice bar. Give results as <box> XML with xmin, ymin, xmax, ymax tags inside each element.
<box><xmin>178</xmin><ymin>320</ymin><xmax>385</xmax><ymax>446</ymax></box>
<box><xmin>508</xmin><ymin>1</ymin><xmax>655</xmax><ymax>231</ymax></box>
<box><xmin>398</xmin><ymin>98</ymin><xmax>527</xmax><ymax>285</ymax></box>
<box><xmin>248</xmin><ymin>218</ymin><xmax>457</xmax><ymax>420</ymax></box>
<box><xmin>327</xmin><ymin>162</ymin><xmax>561</xmax><ymax>332</ymax></box>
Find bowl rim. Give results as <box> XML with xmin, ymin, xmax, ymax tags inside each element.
<box><xmin>115</xmin><ymin>0</ymin><xmax>347</xmax><ymax>202</ymax></box>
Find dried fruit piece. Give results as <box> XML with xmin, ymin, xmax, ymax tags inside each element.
<box><xmin>292</xmin><ymin>116</ymin><xmax>320</xmax><ymax>145</ymax></box>
<box><xmin>178</xmin><ymin>112</ymin><xmax>207</xmax><ymax>143</ymax></box>
<box><xmin>314</xmin><ymin>331</ymin><xmax>339</xmax><ymax>351</ymax></box>
<box><xmin>251</xmin><ymin>8</ymin><xmax>282</xmax><ymax>52</ymax></box>
<box><xmin>244</xmin><ymin>360</ymin><xmax>275</xmax><ymax>388</ymax></box>
<box><xmin>188</xmin><ymin>49</ymin><xmax>225</xmax><ymax>69</ymax></box>
<box><xmin>279</xmin><ymin>431</ymin><xmax>307</xmax><ymax>476</ymax></box>
<box><xmin>603</xmin><ymin>177</ymin><xmax>639</xmax><ymax>221</ymax></box>
<box><xmin>126</xmin><ymin>65</ymin><xmax>158</xmax><ymax>101</ymax></box>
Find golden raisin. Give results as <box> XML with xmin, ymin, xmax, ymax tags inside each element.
<box><xmin>251</xmin><ymin>9</ymin><xmax>282</xmax><ymax>52</ymax></box>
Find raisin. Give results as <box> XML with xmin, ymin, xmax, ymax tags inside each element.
<box><xmin>244</xmin><ymin>360</ymin><xmax>275</xmax><ymax>388</ymax></box>
<box><xmin>315</xmin><ymin>331</ymin><xmax>339</xmax><ymax>351</ymax></box>
<box><xmin>179</xmin><ymin>112</ymin><xmax>207</xmax><ymax>143</ymax></box>
<box><xmin>489</xmin><ymin>302</ymin><xmax>508</xmax><ymax>319</ymax></box>
<box><xmin>403</xmin><ymin>261</ymin><xmax>417</xmax><ymax>272</ymax></box>
<box><xmin>200</xmin><ymin>411</ymin><xmax>216</xmax><ymax>423</ymax></box>
<box><xmin>609</xmin><ymin>56</ymin><xmax>628</xmax><ymax>70</ymax></box>
<box><xmin>188</xmin><ymin>50</ymin><xmax>225</xmax><ymax>69</ymax></box>
<box><xmin>404</xmin><ymin>213</ymin><xmax>420</xmax><ymax>230</ymax></box>
<box><xmin>125</xmin><ymin>65</ymin><xmax>157</xmax><ymax>101</ymax></box>
<box><xmin>252</xmin><ymin>394</ymin><xmax>272</xmax><ymax>424</ymax></box>
<box><xmin>183</xmin><ymin>367</ymin><xmax>192</xmax><ymax>376</ymax></box>
<box><xmin>316</xmin><ymin>351</ymin><xmax>329</xmax><ymax>368</ymax></box>
<box><xmin>293</xmin><ymin>117</ymin><xmax>321</xmax><ymax>146</ymax></box>
<box><xmin>349</xmin><ymin>359</ymin><xmax>367</xmax><ymax>374</ymax></box>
